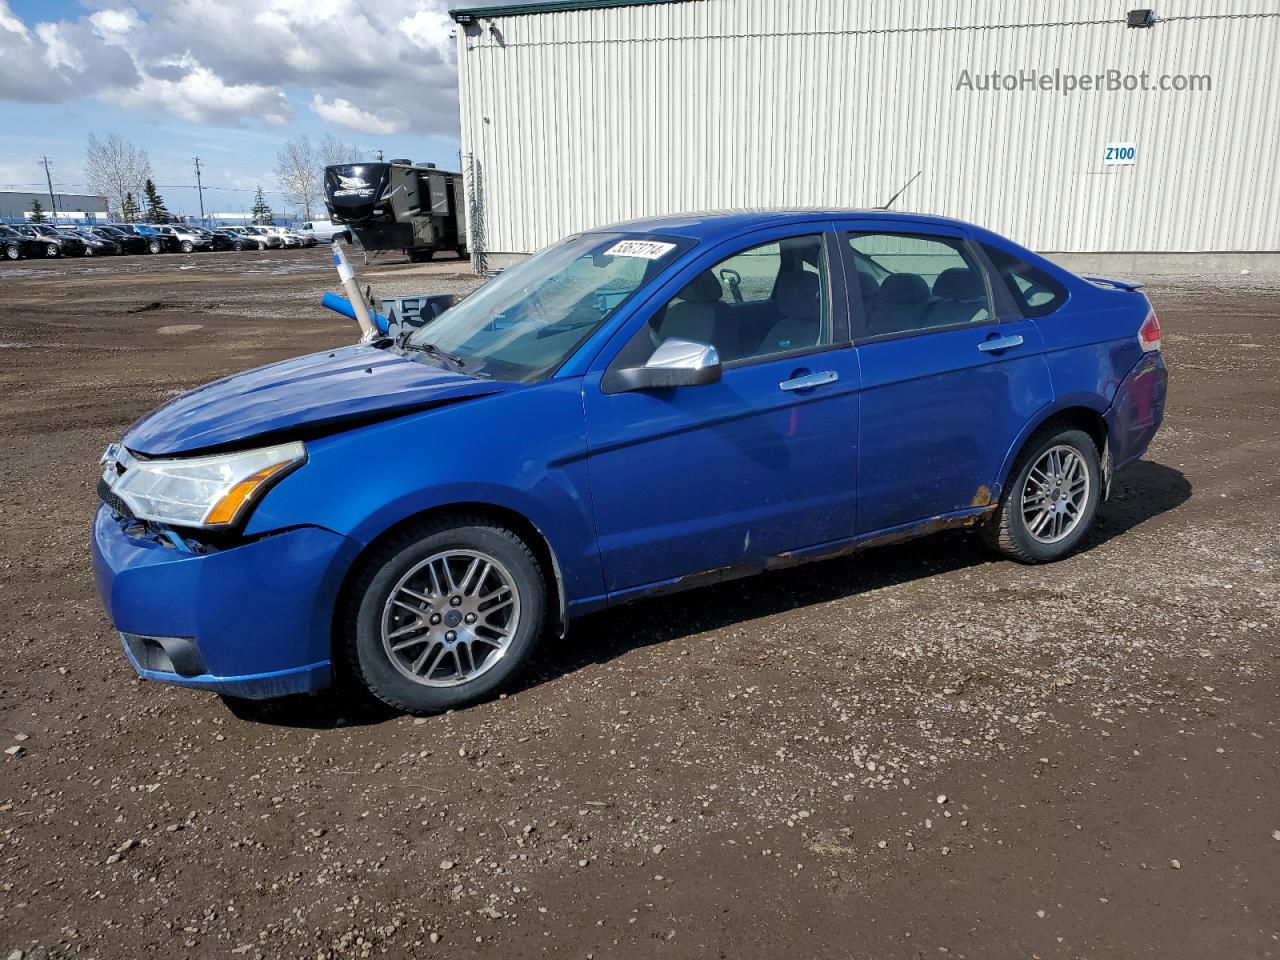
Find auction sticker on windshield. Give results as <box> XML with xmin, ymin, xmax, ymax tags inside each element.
<box><xmin>604</xmin><ymin>240</ymin><xmax>678</xmax><ymax>260</ymax></box>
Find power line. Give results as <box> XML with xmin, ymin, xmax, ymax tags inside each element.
<box><xmin>0</xmin><ymin>180</ymin><xmax>293</xmax><ymax>195</ymax></box>
<box><xmin>39</xmin><ymin>157</ymin><xmax>59</xmax><ymax>221</ymax></box>
<box><xmin>193</xmin><ymin>156</ymin><xmax>206</xmax><ymax>220</ymax></box>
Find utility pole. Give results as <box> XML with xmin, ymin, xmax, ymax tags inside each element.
<box><xmin>193</xmin><ymin>156</ymin><xmax>206</xmax><ymax>223</ymax></box>
<box><xmin>39</xmin><ymin>156</ymin><xmax>58</xmax><ymax>224</ymax></box>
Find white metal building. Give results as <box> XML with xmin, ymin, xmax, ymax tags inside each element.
<box><xmin>451</xmin><ymin>0</ymin><xmax>1280</xmax><ymax>268</ymax></box>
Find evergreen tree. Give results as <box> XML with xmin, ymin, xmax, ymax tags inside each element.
<box><xmin>28</xmin><ymin>198</ymin><xmax>47</xmax><ymax>223</ymax></box>
<box><xmin>142</xmin><ymin>179</ymin><xmax>169</xmax><ymax>223</ymax></box>
<box><xmin>120</xmin><ymin>191</ymin><xmax>141</xmax><ymax>224</ymax></box>
<box><xmin>250</xmin><ymin>186</ymin><xmax>274</xmax><ymax>225</ymax></box>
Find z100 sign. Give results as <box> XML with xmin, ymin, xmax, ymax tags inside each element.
<box><xmin>1104</xmin><ymin>143</ymin><xmax>1137</xmax><ymax>165</ymax></box>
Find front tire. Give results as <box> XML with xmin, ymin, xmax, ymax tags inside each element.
<box><xmin>180</xmin><ymin>240</ymin><xmax>194</xmax><ymax>253</ymax></box>
<box><xmin>982</xmin><ymin>426</ymin><xmax>1101</xmax><ymax>563</ymax></box>
<box><xmin>343</xmin><ymin>518</ymin><xmax>546</xmax><ymax>714</ymax></box>
<box><xmin>45</xmin><ymin>243</ymin><xmax>60</xmax><ymax>258</ymax></box>
<box><xmin>147</xmin><ymin>239</ymin><xmax>162</xmax><ymax>254</ymax></box>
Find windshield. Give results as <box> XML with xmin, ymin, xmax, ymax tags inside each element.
<box><xmin>405</xmin><ymin>232</ymin><xmax>690</xmax><ymax>382</ymax></box>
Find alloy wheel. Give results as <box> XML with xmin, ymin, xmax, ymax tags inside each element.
<box><xmin>1021</xmin><ymin>444</ymin><xmax>1091</xmax><ymax>544</ymax></box>
<box><xmin>46</xmin><ymin>244</ymin><xmax>59</xmax><ymax>257</ymax></box>
<box><xmin>380</xmin><ymin>550</ymin><xmax>520</xmax><ymax>688</ymax></box>
<box><xmin>4</xmin><ymin>245</ymin><xmax>18</xmax><ymax>260</ymax></box>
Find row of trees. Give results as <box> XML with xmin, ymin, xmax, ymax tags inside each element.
<box><xmin>81</xmin><ymin>132</ymin><xmax>360</xmax><ymax>223</ymax></box>
<box><xmin>274</xmin><ymin>133</ymin><xmax>361</xmax><ymax>222</ymax></box>
<box><xmin>84</xmin><ymin>133</ymin><xmax>153</xmax><ymax>222</ymax></box>
<box><xmin>81</xmin><ymin>134</ymin><xmax>175</xmax><ymax>222</ymax></box>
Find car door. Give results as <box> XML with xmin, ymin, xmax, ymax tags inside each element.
<box><xmin>581</xmin><ymin>225</ymin><xmax>861</xmax><ymax>599</ymax></box>
<box><xmin>843</xmin><ymin>220</ymin><xmax>1053</xmax><ymax>534</ymax></box>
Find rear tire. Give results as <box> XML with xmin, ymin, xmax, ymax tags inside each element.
<box><xmin>148</xmin><ymin>239</ymin><xmax>162</xmax><ymax>255</ymax></box>
<box><xmin>343</xmin><ymin>517</ymin><xmax>546</xmax><ymax>714</ymax></box>
<box><xmin>982</xmin><ymin>426</ymin><xmax>1101</xmax><ymax>563</ymax></box>
<box><xmin>4</xmin><ymin>244</ymin><xmax>20</xmax><ymax>260</ymax></box>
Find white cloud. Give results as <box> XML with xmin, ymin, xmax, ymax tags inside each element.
<box><xmin>0</xmin><ymin>1</ymin><xmax>460</xmax><ymax>133</ymax></box>
<box><xmin>35</xmin><ymin>22</ymin><xmax>83</xmax><ymax>70</ymax></box>
<box><xmin>310</xmin><ymin>95</ymin><xmax>405</xmax><ymax>135</ymax></box>
<box><xmin>399</xmin><ymin>8</ymin><xmax>453</xmax><ymax>55</ymax></box>
<box><xmin>89</xmin><ymin>8</ymin><xmax>143</xmax><ymax>43</ymax></box>
<box><xmin>117</xmin><ymin>60</ymin><xmax>292</xmax><ymax>126</ymax></box>
<box><xmin>0</xmin><ymin>0</ymin><xmax>29</xmax><ymax>38</ymax></box>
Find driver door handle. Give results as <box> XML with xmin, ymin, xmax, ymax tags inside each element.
<box><xmin>978</xmin><ymin>334</ymin><xmax>1024</xmax><ymax>353</ymax></box>
<box><xmin>779</xmin><ymin>370</ymin><xmax>838</xmax><ymax>392</ymax></box>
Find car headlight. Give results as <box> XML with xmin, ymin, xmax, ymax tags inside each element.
<box><xmin>102</xmin><ymin>441</ymin><xmax>306</xmax><ymax>529</ymax></box>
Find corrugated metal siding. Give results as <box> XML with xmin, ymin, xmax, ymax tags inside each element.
<box><xmin>455</xmin><ymin>0</ymin><xmax>1280</xmax><ymax>254</ymax></box>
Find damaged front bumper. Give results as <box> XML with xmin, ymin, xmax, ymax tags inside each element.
<box><xmin>92</xmin><ymin>505</ymin><xmax>361</xmax><ymax>699</ymax></box>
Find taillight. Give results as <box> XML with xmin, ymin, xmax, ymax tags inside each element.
<box><xmin>1138</xmin><ymin>310</ymin><xmax>1161</xmax><ymax>352</ymax></box>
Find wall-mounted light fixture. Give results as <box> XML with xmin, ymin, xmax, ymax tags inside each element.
<box><xmin>1127</xmin><ymin>9</ymin><xmax>1157</xmax><ymax>27</ymax></box>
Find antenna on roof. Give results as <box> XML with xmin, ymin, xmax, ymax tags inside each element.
<box><xmin>878</xmin><ymin>170</ymin><xmax>922</xmax><ymax>210</ymax></box>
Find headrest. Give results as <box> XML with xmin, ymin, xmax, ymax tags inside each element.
<box><xmin>775</xmin><ymin>270</ymin><xmax>821</xmax><ymax>321</ymax></box>
<box><xmin>677</xmin><ymin>270</ymin><xmax>723</xmax><ymax>303</ymax></box>
<box><xmin>880</xmin><ymin>272</ymin><xmax>930</xmax><ymax>304</ymax></box>
<box><xmin>779</xmin><ymin>236</ymin><xmax>822</xmax><ymax>268</ymax></box>
<box><xmin>932</xmin><ymin>267</ymin><xmax>984</xmax><ymax>300</ymax></box>
<box><xmin>856</xmin><ymin>271</ymin><xmax>880</xmax><ymax>299</ymax></box>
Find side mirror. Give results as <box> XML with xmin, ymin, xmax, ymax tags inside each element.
<box><xmin>615</xmin><ymin>338</ymin><xmax>722</xmax><ymax>391</ymax></box>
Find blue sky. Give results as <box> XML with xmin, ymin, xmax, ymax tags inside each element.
<box><xmin>0</xmin><ymin>0</ymin><xmax>483</xmax><ymax>218</ymax></box>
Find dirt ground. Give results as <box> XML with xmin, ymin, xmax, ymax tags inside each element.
<box><xmin>0</xmin><ymin>248</ymin><xmax>1277</xmax><ymax>960</ymax></box>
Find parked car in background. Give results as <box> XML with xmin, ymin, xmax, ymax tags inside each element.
<box><xmin>299</xmin><ymin>220</ymin><xmax>351</xmax><ymax>243</ymax></box>
<box><xmin>64</xmin><ymin>227</ymin><xmax>120</xmax><ymax>256</ymax></box>
<box><xmin>259</xmin><ymin>226</ymin><xmax>302</xmax><ymax>248</ymax></box>
<box><xmin>245</xmin><ymin>226</ymin><xmax>285</xmax><ymax>249</ymax></box>
<box><xmin>287</xmin><ymin>230</ymin><xmax>318</xmax><ymax>248</ymax></box>
<box><xmin>91</xmin><ymin>210</ymin><xmax>1167</xmax><ymax>713</ymax></box>
<box><xmin>0</xmin><ymin>224</ymin><xmax>48</xmax><ymax>260</ymax></box>
<box><xmin>133</xmin><ymin>224</ymin><xmax>183</xmax><ymax>254</ymax></box>
<box><xmin>214</xmin><ymin>227</ymin><xmax>265</xmax><ymax>251</ymax></box>
<box><xmin>91</xmin><ymin>226</ymin><xmax>148</xmax><ymax>255</ymax></box>
<box><xmin>15</xmin><ymin>223</ymin><xmax>85</xmax><ymax>257</ymax></box>
<box><xmin>151</xmin><ymin>224</ymin><xmax>213</xmax><ymax>253</ymax></box>
<box><xmin>192</xmin><ymin>227</ymin><xmax>234</xmax><ymax>251</ymax></box>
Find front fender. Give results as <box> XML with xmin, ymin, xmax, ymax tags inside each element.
<box><xmin>242</xmin><ymin>379</ymin><xmax>606</xmax><ymax>608</ymax></box>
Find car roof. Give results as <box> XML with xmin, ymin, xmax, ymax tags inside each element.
<box><xmin>588</xmin><ymin>208</ymin><xmax>975</xmax><ymax>242</ymax></box>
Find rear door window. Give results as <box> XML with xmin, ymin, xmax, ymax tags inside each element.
<box><xmin>846</xmin><ymin>232</ymin><xmax>993</xmax><ymax>338</ymax></box>
<box><xmin>979</xmin><ymin>243</ymin><xmax>1068</xmax><ymax>317</ymax></box>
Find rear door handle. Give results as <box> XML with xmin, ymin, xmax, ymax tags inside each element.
<box><xmin>978</xmin><ymin>334</ymin><xmax>1024</xmax><ymax>353</ymax></box>
<box><xmin>779</xmin><ymin>370</ymin><xmax>838</xmax><ymax>391</ymax></box>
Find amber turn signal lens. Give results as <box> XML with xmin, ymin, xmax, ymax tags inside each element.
<box><xmin>205</xmin><ymin>461</ymin><xmax>294</xmax><ymax>526</ymax></box>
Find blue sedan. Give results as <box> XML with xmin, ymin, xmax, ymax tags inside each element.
<box><xmin>92</xmin><ymin>210</ymin><xmax>1167</xmax><ymax>713</ymax></box>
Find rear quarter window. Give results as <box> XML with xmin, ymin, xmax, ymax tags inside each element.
<box><xmin>980</xmin><ymin>243</ymin><xmax>1068</xmax><ymax>318</ymax></box>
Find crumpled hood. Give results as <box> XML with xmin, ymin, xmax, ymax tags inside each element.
<box><xmin>124</xmin><ymin>345</ymin><xmax>507</xmax><ymax>456</ymax></box>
